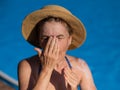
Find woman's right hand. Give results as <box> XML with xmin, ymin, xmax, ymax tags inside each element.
<box><xmin>35</xmin><ymin>37</ymin><xmax>59</xmax><ymax>70</ymax></box>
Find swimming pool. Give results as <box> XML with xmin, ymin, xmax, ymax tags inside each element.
<box><xmin>0</xmin><ymin>0</ymin><xmax>120</xmax><ymax>90</ymax></box>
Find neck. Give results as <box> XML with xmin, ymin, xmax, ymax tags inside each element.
<box><xmin>54</xmin><ymin>57</ymin><xmax>67</xmax><ymax>72</ymax></box>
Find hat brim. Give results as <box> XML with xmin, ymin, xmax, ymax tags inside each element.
<box><xmin>22</xmin><ymin>8</ymin><xmax>86</xmax><ymax>50</ymax></box>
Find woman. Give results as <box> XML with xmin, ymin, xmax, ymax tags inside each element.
<box><xmin>18</xmin><ymin>5</ymin><xmax>96</xmax><ymax>90</ymax></box>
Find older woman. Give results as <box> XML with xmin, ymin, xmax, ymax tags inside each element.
<box><xmin>18</xmin><ymin>5</ymin><xmax>96</xmax><ymax>90</ymax></box>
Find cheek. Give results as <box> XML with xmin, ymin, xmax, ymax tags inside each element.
<box><xmin>58</xmin><ymin>39</ymin><xmax>69</xmax><ymax>52</ymax></box>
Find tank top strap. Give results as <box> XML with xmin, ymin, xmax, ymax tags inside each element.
<box><xmin>65</xmin><ymin>56</ymin><xmax>72</xmax><ymax>68</ymax></box>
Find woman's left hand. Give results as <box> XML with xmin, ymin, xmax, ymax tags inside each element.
<box><xmin>64</xmin><ymin>67</ymin><xmax>80</xmax><ymax>90</ymax></box>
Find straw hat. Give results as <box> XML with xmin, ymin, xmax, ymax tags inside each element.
<box><xmin>22</xmin><ymin>5</ymin><xmax>86</xmax><ymax>50</ymax></box>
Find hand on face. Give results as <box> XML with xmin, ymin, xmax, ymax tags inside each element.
<box><xmin>35</xmin><ymin>37</ymin><xmax>60</xmax><ymax>70</ymax></box>
<box><xmin>64</xmin><ymin>67</ymin><xmax>80</xmax><ymax>90</ymax></box>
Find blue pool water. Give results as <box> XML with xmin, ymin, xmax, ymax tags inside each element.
<box><xmin>0</xmin><ymin>0</ymin><xmax>120</xmax><ymax>90</ymax></box>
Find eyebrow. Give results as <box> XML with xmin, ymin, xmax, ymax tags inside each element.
<box><xmin>40</xmin><ymin>34</ymin><xmax>65</xmax><ymax>37</ymax></box>
<box><xmin>56</xmin><ymin>34</ymin><xmax>64</xmax><ymax>37</ymax></box>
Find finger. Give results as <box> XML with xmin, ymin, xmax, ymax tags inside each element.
<box><xmin>49</xmin><ymin>37</ymin><xmax>56</xmax><ymax>53</ymax></box>
<box><xmin>56</xmin><ymin>39</ymin><xmax>59</xmax><ymax>56</ymax></box>
<box><xmin>55</xmin><ymin>39</ymin><xmax>60</xmax><ymax>61</ymax></box>
<box><xmin>64</xmin><ymin>67</ymin><xmax>76</xmax><ymax>82</ymax></box>
<box><xmin>44</xmin><ymin>37</ymin><xmax>52</xmax><ymax>53</ymax></box>
<box><xmin>64</xmin><ymin>71</ymin><xmax>77</xmax><ymax>87</ymax></box>
<box><xmin>64</xmin><ymin>67</ymin><xmax>79</xmax><ymax>88</ymax></box>
<box><xmin>53</xmin><ymin>38</ymin><xmax>58</xmax><ymax>54</ymax></box>
<box><xmin>65</xmin><ymin>67</ymin><xmax>72</xmax><ymax>74</ymax></box>
<box><xmin>66</xmin><ymin>67</ymin><xmax>79</xmax><ymax>82</ymax></box>
<box><xmin>64</xmin><ymin>73</ymin><xmax>76</xmax><ymax>86</ymax></box>
<box><xmin>64</xmin><ymin>67</ymin><xmax>72</xmax><ymax>77</ymax></box>
<box><xmin>34</xmin><ymin>47</ymin><xmax>42</xmax><ymax>57</ymax></box>
<box><xmin>64</xmin><ymin>74</ymin><xmax>71</xmax><ymax>84</ymax></box>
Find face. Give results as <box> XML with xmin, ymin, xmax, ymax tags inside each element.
<box><xmin>39</xmin><ymin>21</ymin><xmax>72</xmax><ymax>54</ymax></box>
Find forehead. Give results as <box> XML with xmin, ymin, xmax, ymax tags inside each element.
<box><xmin>39</xmin><ymin>21</ymin><xmax>69</xmax><ymax>36</ymax></box>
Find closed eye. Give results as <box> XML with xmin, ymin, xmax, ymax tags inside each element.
<box><xmin>56</xmin><ymin>35</ymin><xmax>65</xmax><ymax>39</ymax></box>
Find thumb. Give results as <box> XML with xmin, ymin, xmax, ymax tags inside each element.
<box><xmin>34</xmin><ymin>47</ymin><xmax>42</xmax><ymax>57</ymax></box>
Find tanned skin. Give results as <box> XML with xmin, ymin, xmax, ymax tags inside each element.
<box><xmin>18</xmin><ymin>21</ymin><xmax>96</xmax><ymax>90</ymax></box>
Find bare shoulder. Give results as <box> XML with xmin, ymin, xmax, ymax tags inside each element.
<box><xmin>67</xmin><ymin>55</ymin><xmax>93</xmax><ymax>79</ymax></box>
<box><xmin>18</xmin><ymin>55</ymin><xmax>40</xmax><ymax>90</ymax></box>
<box><xmin>18</xmin><ymin>59</ymin><xmax>32</xmax><ymax>80</ymax></box>
<box><xmin>18</xmin><ymin>59</ymin><xmax>32</xmax><ymax>90</ymax></box>
<box><xmin>67</xmin><ymin>55</ymin><xmax>88</xmax><ymax>69</ymax></box>
<box><xmin>67</xmin><ymin>55</ymin><xmax>96</xmax><ymax>90</ymax></box>
<box><xmin>18</xmin><ymin>58</ymin><xmax>31</xmax><ymax>70</ymax></box>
